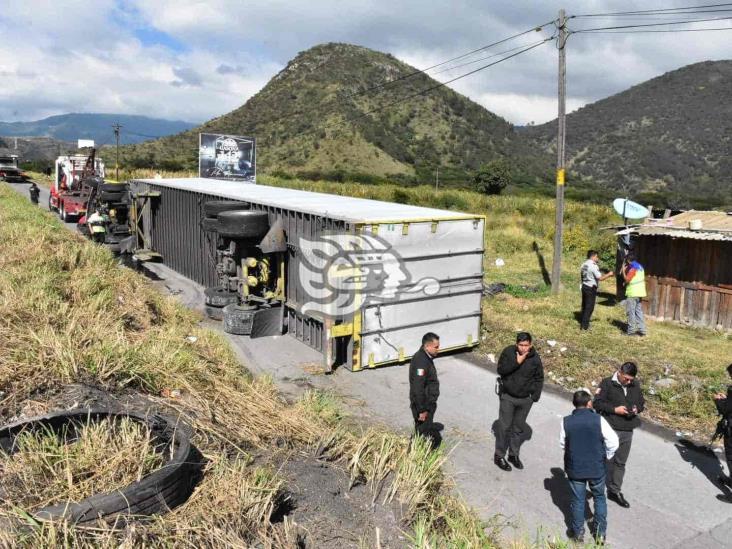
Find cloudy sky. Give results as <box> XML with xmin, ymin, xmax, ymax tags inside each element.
<box><xmin>1</xmin><ymin>1</ymin><xmax>730</xmax><ymax>127</ymax></box>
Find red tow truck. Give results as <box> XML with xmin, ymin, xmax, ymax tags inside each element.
<box><xmin>50</xmin><ymin>149</ymin><xmax>105</xmax><ymax>221</ymax></box>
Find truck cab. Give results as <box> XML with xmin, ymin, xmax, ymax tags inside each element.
<box><xmin>50</xmin><ymin>151</ymin><xmax>105</xmax><ymax>221</ymax></box>
<box><xmin>0</xmin><ymin>154</ymin><xmax>27</xmax><ymax>182</ymax></box>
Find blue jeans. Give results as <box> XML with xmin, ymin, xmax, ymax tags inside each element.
<box><xmin>625</xmin><ymin>297</ymin><xmax>646</xmax><ymax>334</ymax></box>
<box><xmin>567</xmin><ymin>476</ymin><xmax>607</xmax><ymax>538</ymax></box>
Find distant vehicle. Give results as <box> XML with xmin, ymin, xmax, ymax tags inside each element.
<box><xmin>50</xmin><ymin>149</ymin><xmax>105</xmax><ymax>221</ymax></box>
<box><xmin>0</xmin><ymin>154</ymin><xmax>28</xmax><ymax>182</ymax></box>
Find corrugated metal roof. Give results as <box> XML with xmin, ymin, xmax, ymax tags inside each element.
<box><xmin>630</xmin><ymin>210</ymin><xmax>732</xmax><ymax>242</ymax></box>
<box><xmin>134</xmin><ymin>178</ymin><xmax>481</xmax><ymax>223</ymax></box>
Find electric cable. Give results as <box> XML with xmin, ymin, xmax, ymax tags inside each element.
<box><xmin>572</xmin><ymin>2</ymin><xmax>732</xmax><ymax>18</ymax></box>
<box><xmin>570</xmin><ymin>15</ymin><xmax>732</xmax><ymax>33</ymax></box>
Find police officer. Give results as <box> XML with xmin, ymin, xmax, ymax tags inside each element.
<box><xmin>409</xmin><ymin>332</ymin><xmax>441</xmax><ymax>449</ymax></box>
<box><xmin>713</xmin><ymin>363</ymin><xmax>732</xmax><ymax>491</ymax></box>
<box><xmin>594</xmin><ymin>361</ymin><xmax>645</xmax><ymax>508</ymax></box>
<box><xmin>494</xmin><ymin>332</ymin><xmax>544</xmax><ymax>471</ymax></box>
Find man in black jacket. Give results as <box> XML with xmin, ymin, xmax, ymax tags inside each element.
<box><xmin>713</xmin><ymin>363</ymin><xmax>732</xmax><ymax>491</ymax></box>
<box><xmin>593</xmin><ymin>361</ymin><xmax>645</xmax><ymax>508</ymax></box>
<box><xmin>494</xmin><ymin>332</ymin><xmax>544</xmax><ymax>471</ymax></box>
<box><xmin>409</xmin><ymin>332</ymin><xmax>441</xmax><ymax>449</ymax></box>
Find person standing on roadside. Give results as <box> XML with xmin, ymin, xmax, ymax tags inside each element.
<box><xmin>593</xmin><ymin>362</ymin><xmax>645</xmax><ymax>508</ymax></box>
<box><xmin>579</xmin><ymin>250</ymin><xmax>614</xmax><ymax>330</ymax></box>
<box><xmin>713</xmin><ymin>363</ymin><xmax>732</xmax><ymax>492</ymax></box>
<box><xmin>622</xmin><ymin>252</ymin><xmax>647</xmax><ymax>336</ymax></box>
<box><xmin>28</xmin><ymin>182</ymin><xmax>40</xmax><ymax>205</ymax></box>
<box><xmin>409</xmin><ymin>332</ymin><xmax>441</xmax><ymax>449</ymax></box>
<box><xmin>494</xmin><ymin>332</ymin><xmax>544</xmax><ymax>471</ymax></box>
<box><xmin>560</xmin><ymin>390</ymin><xmax>619</xmax><ymax>544</ymax></box>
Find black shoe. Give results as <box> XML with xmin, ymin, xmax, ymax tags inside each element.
<box><xmin>507</xmin><ymin>454</ymin><xmax>524</xmax><ymax>470</ymax></box>
<box><xmin>568</xmin><ymin>531</ymin><xmax>584</xmax><ymax>544</ymax></box>
<box><xmin>608</xmin><ymin>491</ymin><xmax>630</xmax><ymax>508</ymax></box>
<box><xmin>595</xmin><ymin>534</ymin><xmax>606</xmax><ymax>545</ymax></box>
<box><xmin>718</xmin><ymin>474</ymin><xmax>732</xmax><ymax>487</ymax></box>
<box><xmin>494</xmin><ymin>456</ymin><xmax>512</xmax><ymax>471</ymax></box>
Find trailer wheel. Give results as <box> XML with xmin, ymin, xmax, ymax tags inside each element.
<box><xmin>0</xmin><ymin>409</ymin><xmax>201</xmax><ymax>526</ymax></box>
<box><xmin>204</xmin><ymin>286</ymin><xmax>238</xmax><ymax>307</ymax></box>
<box><xmin>201</xmin><ymin>217</ymin><xmax>218</xmax><ymax>233</ymax></box>
<box><xmin>223</xmin><ymin>304</ymin><xmax>257</xmax><ymax>335</ymax></box>
<box><xmin>204</xmin><ymin>305</ymin><xmax>225</xmax><ymax>321</ymax></box>
<box><xmin>216</xmin><ymin>210</ymin><xmax>269</xmax><ymax>240</ymax></box>
<box><xmin>203</xmin><ymin>200</ymin><xmax>248</xmax><ymax>218</ymax></box>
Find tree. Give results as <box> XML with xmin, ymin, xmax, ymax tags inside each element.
<box><xmin>473</xmin><ymin>159</ymin><xmax>512</xmax><ymax>195</ymax></box>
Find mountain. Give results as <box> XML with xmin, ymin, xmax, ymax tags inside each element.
<box><xmin>526</xmin><ymin>60</ymin><xmax>732</xmax><ymax>209</ymax></box>
<box><xmin>0</xmin><ymin>113</ymin><xmax>195</xmax><ymax>146</ymax></box>
<box><xmin>115</xmin><ymin>43</ymin><xmax>550</xmax><ymax>186</ymax></box>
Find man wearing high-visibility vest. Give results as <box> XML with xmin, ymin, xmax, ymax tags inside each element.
<box><xmin>87</xmin><ymin>209</ymin><xmax>108</xmax><ymax>244</ymax></box>
<box><xmin>622</xmin><ymin>252</ymin><xmax>647</xmax><ymax>336</ymax></box>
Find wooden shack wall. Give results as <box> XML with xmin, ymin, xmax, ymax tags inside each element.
<box><xmin>634</xmin><ymin>236</ymin><xmax>732</xmax><ymax>330</ymax></box>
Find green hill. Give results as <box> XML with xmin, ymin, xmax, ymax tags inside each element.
<box><xmin>111</xmin><ymin>43</ymin><xmax>551</xmax><ymax>187</ymax></box>
<box><xmin>526</xmin><ymin>60</ymin><xmax>732</xmax><ymax>209</ymax></box>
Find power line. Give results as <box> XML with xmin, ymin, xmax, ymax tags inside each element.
<box><xmin>572</xmin><ymin>2</ymin><xmax>732</xmax><ymax>17</ymax></box>
<box><xmin>570</xmin><ymin>15</ymin><xmax>732</xmax><ymax>33</ymax></box>
<box><xmin>353</xmin><ymin>38</ymin><xmax>554</xmax><ymax>123</ymax></box>
<box><xmin>345</xmin><ymin>21</ymin><xmax>555</xmax><ymax>98</ymax></box>
<box><xmin>576</xmin><ymin>26</ymin><xmax>732</xmax><ymax>34</ymax></box>
<box><xmin>430</xmin><ymin>38</ymin><xmax>551</xmax><ymax>76</ymax></box>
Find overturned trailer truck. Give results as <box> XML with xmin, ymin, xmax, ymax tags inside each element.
<box><xmin>129</xmin><ymin>178</ymin><xmax>485</xmax><ymax>371</ymax></box>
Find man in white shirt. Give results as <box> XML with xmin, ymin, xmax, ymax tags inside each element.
<box><xmin>560</xmin><ymin>390</ymin><xmax>619</xmax><ymax>544</ymax></box>
<box><xmin>579</xmin><ymin>250</ymin><xmax>614</xmax><ymax>330</ymax></box>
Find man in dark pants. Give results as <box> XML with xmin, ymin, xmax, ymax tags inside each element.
<box><xmin>28</xmin><ymin>182</ymin><xmax>40</xmax><ymax>205</ymax></box>
<box><xmin>713</xmin><ymin>363</ymin><xmax>732</xmax><ymax>494</ymax></box>
<box><xmin>579</xmin><ymin>250</ymin><xmax>614</xmax><ymax>330</ymax></box>
<box><xmin>560</xmin><ymin>390</ymin><xmax>619</xmax><ymax>544</ymax></box>
<box><xmin>594</xmin><ymin>361</ymin><xmax>645</xmax><ymax>508</ymax></box>
<box><xmin>409</xmin><ymin>332</ymin><xmax>441</xmax><ymax>449</ymax></box>
<box><xmin>494</xmin><ymin>332</ymin><xmax>544</xmax><ymax>471</ymax></box>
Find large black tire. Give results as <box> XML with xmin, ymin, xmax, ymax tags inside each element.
<box><xmin>204</xmin><ymin>305</ymin><xmax>225</xmax><ymax>321</ymax></box>
<box><xmin>204</xmin><ymin>286</ymin><xmax>238</xmax><ymax>307</ymax></box>
<box><xmin>100</xmin><ymin>183</ymin><xmax>125</xmax><ymax>193</ymax></box>
<box><xmin>201</xmin><ymin>217</ymin><xmax>219</xmax><ymax>233</ymax></box>
<box><xmin>216</xmin><ymin>210</ymin><xmax>269</xmax><ymax>240</ymax></box>
<box><xmin>203</xmin><ymin>200</ymin><xmax>248</xmax><ymax>218</ymax></box>
<box><xmin>0</xmin><ymin>409</ymin><xmax>201</xmax><ymax>526</ymax></box>
<box><xmin>100</xmin><ymin>191</ymin><xmax>125</xmax><ymax>202</ymax></box>
<box><xmin>223</xmin><ymin>304</ymin><xmax>257</xmax><ymax>335</ymax></box>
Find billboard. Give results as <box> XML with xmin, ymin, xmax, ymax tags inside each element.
<box><xmin>198</xmin><ymin>133</ymin><xmax>256</xmax><ymax>182</ymax></box>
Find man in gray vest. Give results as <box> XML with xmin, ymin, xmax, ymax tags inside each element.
<box><xmin>560</xmin><ymin>390</ymin><xmax>619</xmax><ymax>544</ymax></box>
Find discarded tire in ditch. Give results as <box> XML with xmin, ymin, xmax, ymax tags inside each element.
<box><xmin>0</xmin><ymin>409</ymin><xmax>201</xmax><ymax>526</ymax></box>
<box><xmin>203</xmin><ymin>200</ymin><xmax>248</xmax><ymax>218</ymax></box>
<box><xmin>204</xmin><ymin>286</ymin><xmax>239</xmax><ymax>307</ymax></box>
<box><xmin>223</xmin><ymin>303</ymin><xmax>257</xmax><ymax>335</ymax></box>
<box><xmin>216</xmin><ymin>210</ymin><xmax>269</xmax><ymax>240</ymax></box>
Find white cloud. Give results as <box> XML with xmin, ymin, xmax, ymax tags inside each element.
<box><xmin>0</xmin><ymin>0</ymin><xmax>730</xmax><ymax>125</ymax></box>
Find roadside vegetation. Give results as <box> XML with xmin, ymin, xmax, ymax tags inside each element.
<box><xmin>0</xmin><ymin>183</ymin><xmax>498</xmax><ymax>547</ymax></box>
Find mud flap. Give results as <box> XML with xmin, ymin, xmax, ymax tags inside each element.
<box><xmin>250</xmin><ymin>306</ymin><xmax>284</xmax><ymax>338</ymax></box>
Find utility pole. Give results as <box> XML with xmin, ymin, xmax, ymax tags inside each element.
<box><xmin>551</xmin><ymin>9</ymin><xmax>568</xmax><ymax>295</ymax></box>
<box><xmin>435</xmin><ymin>166</ymin><xmax>439</xmax><ymax>190</ymax></box>
<box><xmin>112</xmin><ymin>122</ymin><xmax>122</xmax><ymax>181</ymax></box>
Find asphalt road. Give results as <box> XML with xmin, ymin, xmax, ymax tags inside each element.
<box><xmin>7</xmin><ymin>180</ymin><xmax>732</xmax><ymax>548</ymax></box>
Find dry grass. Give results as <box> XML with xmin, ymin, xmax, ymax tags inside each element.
<box><xmin>0</xmin><ymin>182</ymin><xmax>497</xmax><ymax>547</ymax></box>
<box><xmin>0</xmin><ymin>417</ymin><xmax>164</xmax><ymax>511</ymax></box>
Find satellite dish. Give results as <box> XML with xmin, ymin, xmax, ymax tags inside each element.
<box><xmin>613</xmin><ymin>198</ymin><xmax>649</xmax><ymax>220</ymax></box>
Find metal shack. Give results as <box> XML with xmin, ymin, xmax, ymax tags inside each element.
<box><xmin>620</xmin><ymin>210</ymin><xmax>732</xmax><ymax>331</ymax></box>
<box><xmin>129</xmin><ymin>178</ymin><xmax>485</xmax><ymax>370</ymax></box>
